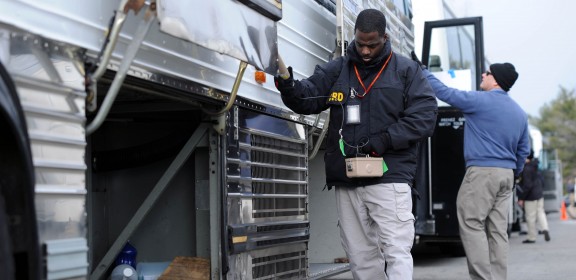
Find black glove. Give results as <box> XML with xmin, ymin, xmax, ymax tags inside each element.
<box><xmin>410</xmin><ymin>51</ymin><xmax>427</xmax><ymax>70</ymax></box>
<box><xmin>361</xmin><ymin>133</ymin><xmax>391</xmax><ymax>157</ymax></box>
<box><xmin>274</xmin><ymin>66</ymin><xmax>295</xmax><ymax>96</ymax></box>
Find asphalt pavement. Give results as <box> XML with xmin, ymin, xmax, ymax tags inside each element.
<box><xmin>325</xmin><ymin>212</ymin><xmax>576</xmax><ymax>279</ymax></box>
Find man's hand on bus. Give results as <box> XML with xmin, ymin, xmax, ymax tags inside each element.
<box><xmin>274</xmin><ymin>66</ymin><xmax>295</xmax><ymax>96</ymax></box>
<box><xmin>410</xmin><ymin>51</ymin><xmax>427</xmax><ymax>70</ymax></box>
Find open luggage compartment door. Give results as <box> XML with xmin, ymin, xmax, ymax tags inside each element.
<box><xmin>156</xmin><ymin>0</ymin><xmax>281</xmax><ymax>74</ymax></box>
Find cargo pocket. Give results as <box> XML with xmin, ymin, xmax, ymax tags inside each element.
<box><xmin>324</xmin><ymin>145</ymin><xmax>349</xmax><ymax>184</ymax></box>
<box><xmin>394</xmin><ymin>183</ymin><xmax>415</xmax><ymax>222</ymax></box>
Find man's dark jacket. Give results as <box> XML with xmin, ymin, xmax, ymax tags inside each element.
<box><xmin>281</xmin><ymin>40</ymin><xmax>437</xmax><ymax>187</ymax></box>
<box><xmin>519</xmin><ymin>159</ymin><xmax>544</xmax><ymax>201</ymax></box>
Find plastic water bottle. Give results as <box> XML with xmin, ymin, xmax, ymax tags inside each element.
<box><xmin>114</xmin><ymin>242</ymin><xmax>137</xmax><ymax>269</ymax></box>
<box><xmin>110</xmin><ymin>264</ymin><xmax>137</xmax><ymax>280</ymax></box>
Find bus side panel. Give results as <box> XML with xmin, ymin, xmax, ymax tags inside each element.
<box><xmin>1</xmin><ymin>25</ymin><xmax>89</xmax><ymax>278</ymax></box>
<box><xmin>430</xmin><ymin>108</ymin><xmax>466</xmax><ymax>237</ymax></box>
<box><xmin>415</xmin><ymin>107</ymin><xmax>466</xmax><ymax>241</ymax></box>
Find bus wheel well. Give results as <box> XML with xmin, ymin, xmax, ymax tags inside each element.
<box><xmin>0</xmin><ymin>188</ymin><xmax>15</xmax><ymax>280</ymax></box>
<box><xmin>0</xmin><ymin>59</ymin><xmax>41</xmax><ymax>279</ymax></box>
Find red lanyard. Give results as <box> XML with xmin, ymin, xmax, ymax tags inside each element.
<box><xmin>353</xmin><ymin>50</ymin><xmax>393</xmax><ymax>98</ymax></box>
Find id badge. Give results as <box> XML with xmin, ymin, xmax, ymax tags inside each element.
<box><xmin>346</xmin><ymin>104</ymin><xmax>361</xmax><ymax>124</ymax></box>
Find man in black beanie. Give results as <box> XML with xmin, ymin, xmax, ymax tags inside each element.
<box><xmin>412</xmin><ymin>52</ymin><xmax>530</xmax><ymax>280</ymax></box>
<box><xmin>489</xmin><ymin>62</ymin><xmax>519</xmax><ymax>92</ymax></box>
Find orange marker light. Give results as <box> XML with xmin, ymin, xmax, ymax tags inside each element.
<box><xmin>255</xmin><ymin>71</ymin><xmax>266</xmax><ymax>84</ymax></box>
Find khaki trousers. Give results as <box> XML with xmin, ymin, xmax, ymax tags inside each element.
<box><xmin>335</xmin><ymin>183</ymin><xmax>415</xmax><ymax>280</ymax></box>
<box><xmin>524</xmin><ymin>198</ymin><xmax>549</xmax><ymax>241</ymax></box>
<box><xmin>457</xmin><ymin>166</ymin><xmax>513</xmax><ymax>280</ymax></box>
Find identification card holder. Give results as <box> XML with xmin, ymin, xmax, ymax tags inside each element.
<box><xmin>346</xmin><ymin>97</ymin><xmax>361</xmax><ymax>125</ymax></box>
<box><xmin>345</xmin><ymin>157</ymin><xmax>385</xmax><ymax>178</ymax></box>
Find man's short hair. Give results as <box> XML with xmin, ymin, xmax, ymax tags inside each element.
<box><xmin>354</xmin><ymin>9</ymin><xmax>387</xmax><ymax>36</ymax></box>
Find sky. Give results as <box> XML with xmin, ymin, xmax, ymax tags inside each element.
<box><xmin>413</xmin><ymin>0</ymin><xmax>576</xmax><ymax>117</ymax></box>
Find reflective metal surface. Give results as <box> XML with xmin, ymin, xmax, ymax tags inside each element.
<box><xmin>0</xmin><ymin>26</ymin><xmax>87</xmax><ymax>244</ymax></box>
<box><xmin>0</xmin><ymin>1</ymin><xmax>333</xmax><ymax>129</ymax></box>
<box><xmin>157</xmin><ymin>0</ymin><xmax>278</xmax><ymax>73</ymax></box>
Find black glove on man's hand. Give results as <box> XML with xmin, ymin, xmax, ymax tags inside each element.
<box><xmin>361</xmin><ymin>133</ymin><xmax>391</xmax><ymax>157</ymax></box>
<box><xmin>410</xmin><ymin>51</ymin><xmax>427</xmax><ymax>70</ymax></box>
<box><xmin>274</xmin><ymin>66</ymin><xmax>295</xmax><ymax>96</ymax></box>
